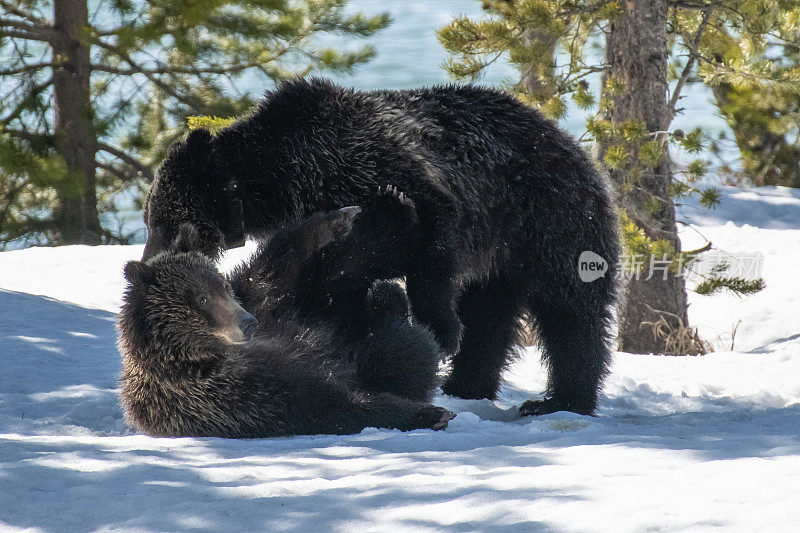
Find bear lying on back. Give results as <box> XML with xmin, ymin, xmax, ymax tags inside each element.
<box><xmin>229</xmin><ymin>185</ymin><xmax>420</xmax><ymax>347</ymax></box>
<box><xmin>118</xmin><ymin>209</ymin><xmax>452</xmax><ymax>438</ymax></box>
<box><xmin>228</xmin><ymin>189</ymin><xmax>441</xmax><ymax>404</ymax></box>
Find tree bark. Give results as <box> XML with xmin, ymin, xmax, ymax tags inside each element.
<box><xmin>599</xmin><ymin>0</ymin><xmax>691</xmax><ymax>354</ymax></box>
<box><xmin>52</xmin><ymin>0</ymin><xmax>101</xmax><ymax>244</ymax></box>
<box><xmin>519</xmin><ymin>28</ymin><xmax>557</xmax><ymax>102</ymax></box>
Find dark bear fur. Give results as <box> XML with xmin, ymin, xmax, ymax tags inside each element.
<box><xmin>227</xmin><ymin>191</ymin><xmax>442</xmax><ymax>403</ymax></box>
<box><xmin>230</xmin><ymin>186</ymin><xmax>418</xmax><ymax>340</ymax></box>
<box><xmin>142</xmin><ymin>78</ymin><xmax>619</xmax><ymax>416</ymax></box>
<box><xmin>118</xmin><ymin>223</ymin><xmax>452</xmax><ymax>437</ymax></box>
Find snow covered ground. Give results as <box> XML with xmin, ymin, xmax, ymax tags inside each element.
<box><xmin>1</xmin><ymin>186</ymin><xmax>799</xmax><ymax>532</ymax></box>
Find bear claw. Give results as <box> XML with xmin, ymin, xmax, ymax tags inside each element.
<box><xmin>519</xmin><ymin>397</ymin><xmax>594</xmax><ymax>417</ymax></box>
<box><xmin>429</xmin><ymin>407</ymin><xmax>456</xmax><ymax>430</ymax></box>
<box><xmin>327</xmin><ymin>205</ymin><xmax>362</xmax><ymax>238</ymax></box>
<box><xmin>364</xmin><ymin>185</ymin><xmax>417</xmax><ymax>226</ymax></box>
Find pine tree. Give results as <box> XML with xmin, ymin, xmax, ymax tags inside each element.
<box><xmin>697</xmin><ymin>8</ymin><xmax>800</xmax><ymax>187</ymax></box>
<box><xmin>0</xmin><ymin>0</ymin><xmax>389</xmax><ymax>246</ymax></box>
<box><xmin>438</xmin><ymin>0</ymin><xmax>785</xmax><ymax>354</ymax></box>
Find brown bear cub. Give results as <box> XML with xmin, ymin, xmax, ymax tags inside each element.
<box><xmin>118</xmin><ymin>203</ymin><xmax>453</xmax><ymax>438</ymax></box>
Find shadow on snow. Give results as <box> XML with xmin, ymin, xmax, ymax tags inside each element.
<box><xmin>1</xmin><ymin>288</ymin><xmax>799</xmax><ymax>531</ymax></box>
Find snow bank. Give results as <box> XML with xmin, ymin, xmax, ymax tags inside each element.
<box><xmin>1</xmin><ymin>186</ymin><xmax>798</xmax><ymax>531</ymax></box>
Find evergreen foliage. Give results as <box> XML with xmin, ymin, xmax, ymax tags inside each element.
<box><xmin>439</xmin><ymin>1</ymin><xmax>800</xmax><ymax>190</ymax></box>
<box><xmin>694</xmin><ymin>275</ymin><xmax>766</xmax><ymax>296</ymax></box>
<box><xmin>0</xmin><ymin>0</ymin><xmax>389</xmax><ymax>246</ymax></box>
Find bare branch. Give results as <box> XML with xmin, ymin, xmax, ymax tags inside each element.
<box><xmin>667</xmin><ymin>0</ymin><xmax>716</xmax><ymax>124</ymax></box>
<box><xmin>89</xmin><ymin>38</ymin><xmax>202</xmax><ymax>110</ymax></box>
<box><xmin>666</xmin><ymin>0</ymin><xmax>710</xmax><ymax>8</ymax></box>
<box><xmin>96</xmin><ymin>161</ymin><xmax>132</xmax><ymax>183</ymax></box>
<box><xmin>0</xmin><ymin>1</ymin><xmax>48</xmax><ymax>25</ymax></box>
<box><xmin>91</xmin><ymin>62</ymin><xmax>260</xmax><ymax>76</ymax></box>
<box><xmin>96</xmin><ymin>142</ymin><xmax>154</xmax><ymax>181</ymax></box>
<box><xmin>683</xmin><ymin>242</ymin><xmax>713</xmax><ymax>255</ymax></box>
<box><xmin>0</xmin><ymin>18</ymin><xmax>60</xmax><ymax>42</ymax></box>
<box><xmin>0</xmin><ymin>17</ymin><xmax>58</xmax><ymax>42</ymax></box>
<box><xmin>0</xmin><ymin>28</ymin><xmax>48</xmax><ymax>41</ymax></box>
<box><xmin>0</xmin><ymin>62</ymin><xmax>57</xmax><ymax>76</ymax></box>
<box><xmin>0</xmin><ymin>16</ymin><xmax>36</xmax><ymax>31</ymax></box>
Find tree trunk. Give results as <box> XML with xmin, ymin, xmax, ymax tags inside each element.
<box><xmin>519</xmin><ymin>29</ymin><xmax>557</xmax><ymax>102</ymax></box>
<box><xmin>599</xmin><ymin>0</ymin><xmax>692</xmax><ymax>354</ymax></box>
<box><xmin>52</xmin><ymin>0</ymin><xmax>101</xmax><ymax>244</ymax></box>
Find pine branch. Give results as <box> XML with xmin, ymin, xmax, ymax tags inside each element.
<box><xmin>0</xmin><ymin>177</ymin><xmax>29</xmax><ymax>231</ymax></box>
<box><xmin>696</xmin><ymin>53</ymin><xmax>796</xmax><ymax>85</ymax></box>
<box><xmin>694</xmin><ymin>276</ymin><xmax>765</xmax><ymax>296</ymax></box>
<box><xmin>0</xmin><ymin>1</ymin><xmax>48</xmax><ymax>25</ymax></box>
<box><xmin>667</xmin><ymin>0</ymin><xmax>716</xmax><ymax>123</ymax></box>
<box><xmin>0</xmin><ymin>62</ymin><xmax>57</xmax><ymax>76</ymax></box>
<box><xmin>0</xmin><ymin>74</ymin><xmax>55</xmax><ymax>125</ymax></box>
<box><xmin>89</xmin><ymin>39</ymin><xmax>202</xmax><ymax>110</ymax></box>
<box><xmin>96</xmin><ymin>142</ymin><xmax>154</xmax><ymax>181</ymax></box>
<box><xmin>0</xmin><ymin>128</ymin><xmax>51</xmax><ymax>145</ymax></box>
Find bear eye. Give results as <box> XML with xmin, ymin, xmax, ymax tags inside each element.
<box><xmin>197</xmin><ymin>295</ymin><xmax>208</xmax><ymax>307</ymax></box>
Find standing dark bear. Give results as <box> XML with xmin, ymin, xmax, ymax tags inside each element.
<box><xmin>142</xmin><ymin>78</ymin><xmax>619</xmax><ymax>416</ymax></box>
<box><xmin>118</xmin><ymin>207</ymin><xmax>452</xmax><ymax>438</ymax></box>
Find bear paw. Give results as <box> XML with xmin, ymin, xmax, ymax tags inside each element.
<box><xmin>366</xmin><ymin>280</ymin><xmax>410</xmax><ymax>321</ymax></box>
<box><xmin>362</xmin><ymin>184</ymin><xmax>418</xmax><ymax>226</ymax></box>
<box><xmin>519</xmin><ymin>397</ymin><xmax>594</xmax><ymax>417</ymax></box>
<box><xmin>300</xmin><ymin>205</ymin><xmax>362</xmax><ymax>254</ymax></box>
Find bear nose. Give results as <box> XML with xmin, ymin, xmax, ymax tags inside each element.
<box><xmin>142</xmin><ymin>226</ymin><xmax>166</xmax><ymax>260</ymax></box>
<box><xmin>141</xmin><ymin>239</ymin><xmax>158</xmax><ymax>261</ymax></box>
<box><xmin>239</xmin><ymin>312</ymin><xmax>259</xmax><ymax>339</ymax></box>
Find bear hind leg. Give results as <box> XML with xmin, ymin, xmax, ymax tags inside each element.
<box><xmin>441</xmin><ymin>278</ymin><xmax>524</xmax><ymax>400</ymax></box>
<box><xmin>349</xmin><ymin>318</ymin><xmax>443</xmax><ymax>403</ymax></box>
<box><xmin>520</xmin><ymin>302</ymin><xmax>613</xmax><ymax>416</ymax></box>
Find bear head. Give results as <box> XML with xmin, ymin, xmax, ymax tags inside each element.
<box><xmin>142</xmin><ymin>128</ymin><xmax>244</xmax><ymax>260</ymax></box>
<box><xmin>120</xmin><ymin>228</ymin><xmax>258</xmax><ymax>364</ymax></box>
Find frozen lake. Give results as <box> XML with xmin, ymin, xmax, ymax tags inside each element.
<box><xmin>104</xmin><ymin>0</ymin><xmax>734</xmax><ymax>244</ymax></box>
<box><xmin>322</xmin><ymin>1</ymin><xmax>730</xmax><ymax>138</ymax></box>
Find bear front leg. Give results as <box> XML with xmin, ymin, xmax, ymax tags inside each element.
<box><xmin>404</xmin><ymin>193</ymin><xmax>464</xmax><ymax>356</ymax></box>
<box><xmin>406</xmin><ymin>273</ymin><xmax>462</xmax><ymax>356</ymax></box>
<box><xmin>290</xmin><ymin>188</ymin><xmax>419</xmax><ymax>329</ymax></box>
<box><xmin>365</xmin><ymin>280</ymin><xmax>410</xmax><ymax>324</ymax></box>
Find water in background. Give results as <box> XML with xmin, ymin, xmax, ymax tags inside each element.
<box><xmin>112</xmin><ymin>0</ymin><xmax>734</xmax><ymax>244</ymax></box>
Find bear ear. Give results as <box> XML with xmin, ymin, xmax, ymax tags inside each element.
<box><xmin>181</xmin><ymin>129</ymin><xmax>214</xmax><ymax>186</ymax></box>
<box><xmin>172</xmin><ymin>222</ymin><xmax>200</xmax><ymax>253</ymax></box>
<box><xmin>124</xmin><ymin>261</ymin><xmax>155</xmax><ymax>285</ymax></box>
<box><xmin>185</xmin><ymin>128</ymin><xmax>212</xmax><ymax>156</ymax></box>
